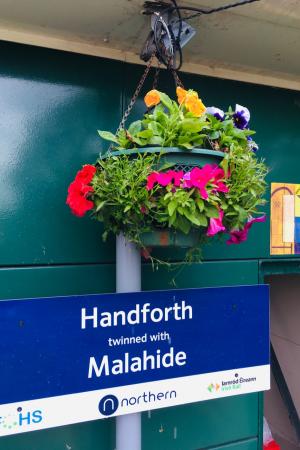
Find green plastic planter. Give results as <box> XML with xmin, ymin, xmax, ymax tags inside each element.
<box><xmin>103</xmin><ymin>147</ymin><xmax>225</xmax><ymax>248</ymax></box>
<box><xmin>140</xmin><ymin>229</ymin><xmax>200</xmax><ymax>248</ymax></box>
<box><xmin>104</xmin><ymin>147</ymin><xmax>224</xmax><ymax>172</ymax></box>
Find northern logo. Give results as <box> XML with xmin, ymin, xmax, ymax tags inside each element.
<box><xmin>98</xmin><ymin>394</ymin><xmax>119</xmax><ymax>416</ymax></box>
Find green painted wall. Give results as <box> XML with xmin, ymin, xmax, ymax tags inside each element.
<box><xmin>1</xmin><ymin>38</ymin><xmax>298</xmax><ymax>448</ymax></box>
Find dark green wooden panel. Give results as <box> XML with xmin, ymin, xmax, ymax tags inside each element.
<box><xmin>0</xmin><ymin>264</ymin><xmax>115</xmax><ymax>300</ymax></box>
<box><xmin>0</xmin><ymin>41</ymin><xmax>118</xmax><ymax>266</ymax></box>
<box><xmin>142</xmin><ymin>394</ymin><xmax>259</xmax><ymax>450</ymax></box>
<box><xmin>0</xmin><ymin>260</ymin><xmax>258</xmax><ymax>300</ymax></box>
<box><xmin>208</xmin><ymin>438</ymin><xmax>258</xmax><ymax>450</ymax></box>
<box><xmin>123</xmin><ymin>63</ymin><xmax>300</xmax><ymax>261</ymax></box>
<box><xmin>143</xmin><ymin>260</ymin><xmax>259</xmax><ymax>290</ymax></box>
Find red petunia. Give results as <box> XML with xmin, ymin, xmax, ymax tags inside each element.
<box><xmin>264</xmin><ymin>441</ymin><xmax>280</xmax><ymax>450</ymax></box>
<box><xmin>66</xmin><ymin>180</ymin><xmax>94</xmax><ymax>217</ymax></box>
<box><xmin>75</xmin><ymin>165</ymin><xmax>96</xmax><ymax>185</ymax></box>
<box><xmin>66</xmin><ymin>165</ymin><xmax>96</xmax><ymax>217</ymax></box>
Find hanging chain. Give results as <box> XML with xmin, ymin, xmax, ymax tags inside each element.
<box><xmin>108</xmin><ymin>52</ymin><xmax>185</xmax><ymax>153</ymax></box>
<box><xmin>172</xmin><ymin>69</ymin><xmax>184</xmax><ymax>88</ymax></box>
<box><xmin>153</xmin><ymin>61</ymin><xmax>161</xmax><ymax>90</ymax></box>
<box><xmin>117</xmin><ymin>53</ymin><xmax>155</xmax><ymax>133</ymax></box>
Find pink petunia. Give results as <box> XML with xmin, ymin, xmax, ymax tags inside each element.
<box><xmin>156</xmin><ymin>172</ymin><xmax>173</xmax><ymax>186</ymax></box>
<box><xmin>192</xmin><ymin>166</ymin><xmax>218</xmax><ymax>199</ymax></box>
<box><xmin>207</xmin><ymin>165</ymin><xmax>229</xmax><ymax>193</ymax></box>
<box><xmin>146</xmin><ymin>170</ymin><xmax>184</xmax><ymax>190</ymax></box>
<box><xmin>213</xmin><ymin>181</ymin><xmax>229</xmax><ymax>193</ymax></box>
<box><xmin>183</xmin><ymin>171</ymin><xmax>192</xmax><ymax>188</ymax></box>
<box><xmin>207</xmin><ymin>210</ymin><xmax>226</xmax><ymax>237</ymax></box>
<box><xmin>182</xmin><ymin>165</ymin><xmax>228</xmax><ymax>198</ymax></box>
<box><xmin>146</xmin><ymin>172</ymin><xmax>159</xmax><ymax>190</ymax></box>
<box><xmin>172</xmin><ymin>170</ymin><xmax>184</xmax><ymax>187</ymax></box>
<box><xmin>189</xmin><ymin>167</ymin><xmax>210</xmax><ymax>199</ymax></box>
<box><xmin>227</xmin><ymin>215</ymin><xmax>266</xmax><ymax>245</ymax></box>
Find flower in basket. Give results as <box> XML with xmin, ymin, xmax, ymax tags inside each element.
<box><xmin>66</xmin><ymin>87</ymin><xmax>267</xmax><ymax>262</ymax></box>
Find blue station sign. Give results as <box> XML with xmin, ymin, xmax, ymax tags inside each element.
<box><xmin>0</xmin><ymin>285</ymin><xmax>270</xmax><ymax>435</ymax></box>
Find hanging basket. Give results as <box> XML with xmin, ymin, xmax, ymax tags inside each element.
<box><xmin>103</xmin><ymin>147</ymin><xmax>225</xmax><ymax>172</ymax></box>
<box><xmin>140</xmin><ymin>229</ymin><xmax>200</xmax><ymax>248</ymax></box>
<box><xmin>102</xmin><ymin>147</ymin><xmax>224</xmax><ymax>248</ymax></box>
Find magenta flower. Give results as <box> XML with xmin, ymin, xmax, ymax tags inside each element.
<box><xmin>227</xmin><ymin>215</ymin><xmax>266</xmax><ymax>245</ymax></box>
<box><xmin>213</xmin><ymin>182</ymin><xmax>228</xmax><ymax>193</ymax></box>
<box><xmin>183</xmin><ymin>171</ymin><xmax>192</xmax><ymax>188</ymax></box>
<box><xmin>146</xmin><ymin>172</ymin><xmax>159</xmax><ymax>190</ymax></box>
<box><xmin>183</xmin><ymin>165</ymin><xmax>228</xmax><ymax>198</ymax></box>
<box><xmin>207</xmin><ymin>209</ymin><xmax>226</xmax><ymax>237</ymax></box>
<box><xmin>172</xmin><ymin>170</ymin><xmax>184</xmax><ymax>187</ymax></box>
<box><xmin>146</xmin><ymin>170</ymin><xmax>184</xmax><ymax>190</ymax></box>
<box><xmin>156</xmin><ymin>172</ymin><xmax>173</xmax><ymax>186</ymax></box>
<box><xmin>189</xmin><ymin>167</ymin><xmax>210</xmax><ymax>199</ymax></box>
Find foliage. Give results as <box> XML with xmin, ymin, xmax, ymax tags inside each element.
<box><xmin>98</xmin><ymin>89</ymin><xmax>258</xmax><ymax>152</ymax></box>
<box><xmin>91</xmin><ymin>154</ymin><xmax>157</xmax><ymax>241</ymax></box>
<box><xmin>221</xmin><ymin>146</ymin><xmax>267</xmax><ymax>231</ymax></box>
<box><xmin>66</xmin><ymin>87</ymin><xmax>268</xmax><ymax>263</ymax></box>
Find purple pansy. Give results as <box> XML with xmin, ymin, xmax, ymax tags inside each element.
<box><xmin>206</xmin><ymin>106</ymin><xmax>225</xmax><ymax>121</ymax></box>
<box><xmin>247</xmin><ymin>135</ymin><xmax>259</xmax><ymax>152</ymax></box>
<box><xmin>233</xmin><ymin>104</ymin><xmax>250</xmax><ymax>129</ymax></box>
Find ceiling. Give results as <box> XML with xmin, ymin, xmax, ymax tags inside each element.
<box><xmin>0</xmin><ymin>0</ymin><xmax>299</xmax><ymax>89</ymax></box>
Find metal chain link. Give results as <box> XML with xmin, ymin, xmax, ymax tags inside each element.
<box><xmin>108</xmin><ymin>52</ymin><xmax>184</xmax><ymax>152</ymax></box>
<box><xmin>153</xmin><ymin>61</ymin><xmax>161</xmax><ymax>90</ymax></box>
<box><xmin>117</xmin><ymin>53</ymin><xmax>155</xmax><ymax>132</ymax></box>
<box><xmin>172</xmin><ymin>69</ymin><xmax>184</xmax><ymax>88</ymax></box>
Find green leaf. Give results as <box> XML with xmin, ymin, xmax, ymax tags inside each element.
<box><xmin>176</xmin><ymin>216</ymin><xmax>191</xmax><ymax>234</ymax></box>
<box><xmin>196</xmin><ymin>198</ymin><xmax>204</xmax><ymax>212</ymax></box>
<box><xmin>128</xmin><ymin>120</ymin><xmax>142</xmax><ymax>135</ymax></box>
<box><xmin>95</xmin><ymin>200</ymin><xmax>106</xmax><ymax>212</ymax></box>
<box><xmin>168</xmin><ymin>212</ymin><xmax>177</xmax><ymax>226</ymax></box>
<box><xmin>231</xmin><ymin>128</ymin><xmax>247</xmax><ymax>140</ymax></box>
<box><xmin>148</xmin><ymin>121</ymin><xmax>163</xmax><ymax>134</ymax></box>
<box><xmin>137</xmin><ymin>130</ymin><xmax>153</xmax><ymax>139</ymax></box>
<box><xmin>124</xmin><ymin>205</ymin><xmax>131</xmax><ymax>213</ymax></box>
<box><xmin>159</xmin><ymin>92</ymin><xmax>174</xmax><ymax>111</ymax></box>
<box><xmin>148</xmin><ymin>135</ymin><xmax>163</xmax><ymax>145</ymax></box>
<box><xmin>168</xmin><ymin>200</ymin><xmax>177</xmax><ymax>216</ymax></box>
<box><xmin>154</xmin><ymin>110</ymin><xmax>168</xmax><ymax>127</ymax></box>
<box><xmin>179</xmin><ymin>142</ymin><xmax>193</xmax><ymax>149</ymax></box>
<box><xmin>209</xmin><ymin>130</ymin><xmax>220</xmax><ymax>140</ymax></box>
<box><xmin>205</xmin><ymin>205</ymin><xmax>219</xmax><ymax>218</ymax></box>
<box><xmin>98</xmin><ymin>130</ymin><xmax>119</xmax><ymax>144</ymax></box>
<box><xmin>183</xmin><ymin>209</ymin><xmax>201</xmax><ymax>226</ymax></box>
<box><xmin>198</xmin><ymin>213</ymin><xmax>208</xmax><ymax>226</ymax></box>
<box><xmin>132</xmin><ymin>129</ymin><xmax>153</xmax><ymax>146</ymax></box>
<box><xmin>180</xmin><ymin>119</ymin><xmax>203</xmax><ymax>133</ymax></box>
